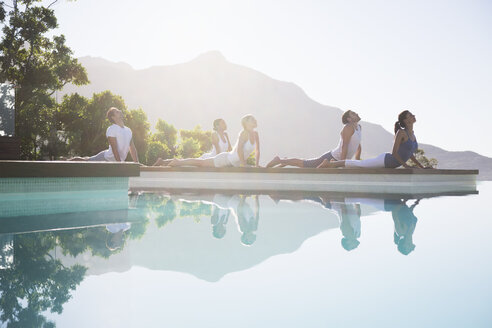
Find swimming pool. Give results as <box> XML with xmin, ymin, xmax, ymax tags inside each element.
<box><xmin>1</xmin><ymin>183</ymin><xmax>491</xmax><ymax>327</ymax></box>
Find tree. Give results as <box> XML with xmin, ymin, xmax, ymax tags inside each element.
<box><xmin>152</xmin><ymin>119</ymin><xmax>177</xmax><ymax>155</ymax></box>
<box><xmin>0</xmin><ymin>0</ymin><xmax>89</xmax><ymax>159</ymax></box>
<box><xmin>177</xmin><ymin>137</ymin><xmax>201</xmax><ymax>158</ymax></box>
<box><xmin>145</xmin><ymin>140</ymin><xmax>171</xmax><ymax>166</ymax></box>
<box><xmin>0</xmin><ymin>232</ymin><xmax>86</xmax><ymax>327</ymax></box>
<box><xmin>180</xmin><ymin>125</ymin><xmax>212</xmax><ymax>154</ymax></box>
<box><xmin>125</xmin><ymin>108</ymin><xmax>150</xmax><ymax>162</ymax></box>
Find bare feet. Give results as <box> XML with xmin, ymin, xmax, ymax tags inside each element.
<box><xmin>266</xmin><ymin>156</ymin><xmax>281</xmax><ymax>168</ymax></box>
<box><xmin>317</xmin><ymin>159</ymin><xmax>335</xmax><ymax>168</ymax></box>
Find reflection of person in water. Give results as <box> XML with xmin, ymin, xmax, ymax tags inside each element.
<box><xmin>236</xmin><ymin>195</ymin><xmax>260</xmax><ymax>246</ymax></box>
<box><xmin>105</xmin><ymin>223</ymin><xmax>131</xmax><ymax>251</ymax></box>
<box><xmin>210</xmin><ymin>204</ymin><xmax>230</xmax><ymax>239</ymax></box>
<box><xmin>386</xmin><ymin>199</ymin><xmax>420</xmax><ymax>255</ymax></box>
<box><xmin>319</xmin><ymin>198</ymin><xmax>361</xmax><ymax>251</ymax></box>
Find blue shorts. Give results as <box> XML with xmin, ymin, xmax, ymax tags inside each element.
<box><xmin>303</xmin><ymin>151</ymin><xmax>335</xmax><ymax>168</ymax></box>
<box><xmin>88</xmin><ymin>150</ymin><xmax>108</xmax><ymax>162</ymax></box>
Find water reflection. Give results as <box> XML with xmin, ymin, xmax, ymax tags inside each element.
<box><xmin>0</xmin><ymin>190</ymin><xmax>475</xmax><ymax>326</ymax></box>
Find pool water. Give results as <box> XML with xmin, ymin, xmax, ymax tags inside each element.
<box><xmin>1</xmin><ymin>183</ymin><xmax>491</xmax><ymax>327</ymax></box>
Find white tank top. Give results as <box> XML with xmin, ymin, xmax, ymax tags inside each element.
<box><xmin>200</xmin><ymin>132</ymin><xmax>230</xmax><ymax>159</ymax></box>
<box><xmin>216</xmin><ymin>132</ymin><xmax>230</xmax><ymax>153</ymax></box>
<box><xmin>330</xmin><ymin>124</ymin><xmax>362</xmax><ymax>161</ymax></box>
<box><xmin>228</xmin><ymin>136</ymin><xmax>256</xmax><ymax>167</ymax></box>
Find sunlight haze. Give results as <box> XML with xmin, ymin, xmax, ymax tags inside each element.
<box><xmin>53</xmin><ymin>0</ymin><xmax>492</xmax><ymax>157</ymax></box>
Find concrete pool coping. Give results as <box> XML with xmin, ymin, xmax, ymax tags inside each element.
<box><xmin>0</xmin><ymin>160</ymin><xmax>140</xmax><ymax>177</ymax></box>
<box><xmin>0</xmin><ymin>161</ymin><xmax>479</xmax><ymax>194</ymax></box>
<box><xmin>132</xmin><ymin>166</ymin><xmax>479</xmax><ymax>194</ymax></box>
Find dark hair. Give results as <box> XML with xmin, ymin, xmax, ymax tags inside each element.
<box><xmin>342</xmin><ymin>110</ymin><xmax>352</xmax><ymax>124</ymax></box>
<box><xmin>213</xmin><ymin>118</ymin><xmax>223</xmax><ymax>131</ymax></box>
<box><xmin>106</xmin><ymin>107</ymin><xmax>119</xmax><ymax>124</ymax></box>
<box><xmin>394</xmin><ymin>110</ymin><xmax>411</xmax><ymax>134</ymax></box>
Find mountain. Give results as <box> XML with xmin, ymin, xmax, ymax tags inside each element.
<box><xmin>61</xmin><ymin>51</ymin><xmax>492</xmax><ymax>180</ymax></box>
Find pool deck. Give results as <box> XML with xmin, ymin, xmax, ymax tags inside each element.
<box><xmin>132</xmin><ymin>166</ymin><xmax>479</xmax><ymax>194</ymax></box>
<box><xmin>0</xmin><ymin>161</ymin><xmax>479</xmax><ymax>195</ymax></box>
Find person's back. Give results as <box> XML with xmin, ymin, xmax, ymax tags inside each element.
<box><xmin>104</xmin><ymin>123</ymin><xmax>133</xmax><ymax>162</ymax></box>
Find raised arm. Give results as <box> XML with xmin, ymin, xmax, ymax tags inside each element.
<box><xmin>129</xmin><ymin>139</ymin><xmax>139</xmax><ymax>163</ymax></box>
<box><xmin>339</xmin><ymin>125</ymin><xmax>355</xmax><ymax>160</ymax></box>
<box><xmin>391</xmin><ymin>130</ymin><xmax>411</xmax><ymax>168</ymax></box>
<box><xmin>108</xmin><ymin>137</ymin><xmax>121</xmax><ymax>162</ymax></box>
<box><xmin>255</xmin><ymin>131</ymin><xmax>260</xmax><ymax>167</ymax></box>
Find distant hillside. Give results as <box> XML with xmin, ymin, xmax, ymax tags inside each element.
<box><xmin>61</xmin><ymin>52</ymin><xmax>492</xmax><ymax>180</ymax></box>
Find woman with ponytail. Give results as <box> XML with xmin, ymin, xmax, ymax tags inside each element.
<box><xmin>200</xmin><ymin>118</ymin><xmax>232</xmax><ymax>159</ymax></box>
<box><xmin>319</xmin><ymin>110</ymin><xmax>429</xmax><ymax>169</ymax></box>
<box><xmin>154</xmin><ymin>118</ymin><xmax>232</xmax><ymax>165</ymax></box>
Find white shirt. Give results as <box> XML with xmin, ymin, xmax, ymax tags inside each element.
<box><xmin>330</xmin><ymin>124</ymin><xmax>362</xmax><ymax>161</ymax></box>
<box><xmin>104</xmin><ymin>124</ymin><xmax>133</xmax><ymax>162</ymax></box>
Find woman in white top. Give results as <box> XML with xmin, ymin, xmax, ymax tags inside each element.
<box><xmin>200</xmin><ymin>118</ymin><xmax>232</xmax><ymax>158</ymax></box>
<box><xmin>168</xmin><ymin>115</ymin><xmax>260</xmax><ymax>168</ymax></box>
<box><xmin>154</xmin><ymin>118</ymin><xmax>232</xmax><ymax>166</ymax></box>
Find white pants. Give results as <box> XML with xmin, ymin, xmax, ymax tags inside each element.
<box><xmin>345</xmin><ymin>153</ymin><xmax>386</xmax><ymax>168</ymax></box>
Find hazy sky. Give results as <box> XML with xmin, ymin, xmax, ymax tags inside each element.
<box><xmin>52</xmin><ymin>0</ymin><xmax>492</xmax><ymax>156</ymax></box>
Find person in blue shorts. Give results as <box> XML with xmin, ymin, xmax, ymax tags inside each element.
<box><xmin>266</xmin><ymin>110</ymin><xmax>362</xmax><ymax>168</ymax></box>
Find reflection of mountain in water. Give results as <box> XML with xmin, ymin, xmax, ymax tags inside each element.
<box><xmin>58</xmin><ymin>194</ymin><xmax>355</xmax><ymax>282</ymax></box>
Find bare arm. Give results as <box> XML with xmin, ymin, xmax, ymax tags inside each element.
<box><xmin>391</xmin><ymin>130</ymin><xmax>411</xmax><ymax>168</ymax></box>
<box><xmin>355</xmin><ymin>144</ymin><xmax>362</xmax><ymax>160</ymax></box>
<box><xmin>211</xmin><ymin>133</ymin><xmax>220</xmax><ymax>154</ymax></box>
<box><xmin>255</xmin><ymin>131</ymin><xmax>260</xmax><ymax>167</ymax></box>
<box><xmin>129</xmin><ymin>139</ymin><xmax>139</xmax><ymax>163</ymax></box>
<box><xmin>225</xmin><ymin>133</ymin><xmax>232</xmax><ymax>152</ymax></box>
<box><xmin>237</xmin><ymin>131</ymin><xmax>248</xmax><ymax>167</ymax></box>
<box><xmin>108</xmin><ymin>137</ymin><xmax>121</xmax><ymax>162</ymax></box>
<box><xmin>339</xmin><ymin>125</ymin><xmax>355</xmax><ymax>160</ymax></box>
<box><xmin>409</xmin><ymin>155</ymin><xmax>426</xmax><ymax>169</ymax></box>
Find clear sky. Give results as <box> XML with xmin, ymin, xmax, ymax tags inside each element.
<box><xmin>52</xmin><ymin>0</ymin><xmax>492</xmax><ymax>157</ymax></box>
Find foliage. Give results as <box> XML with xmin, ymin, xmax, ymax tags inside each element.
<box><xmin>125</xmin><ymin>107</ymin><xmax>150</xmax><ymax>162</ymax></box>
<box><xmin>0</xmin><ymin>232</ymin><xmax>86</xmax><ymax>327</ymax></box>
<box><xmin>0</xmin><ymin>0</ymin><xmax>89</xmax><ymax>159</ymax></box>
<box><xmin>177</xmin><ymin>137</ymin><xmax>201</xmax><ymax>158</ymax></box>
<box><xmin>153</xmin><ymin>119</ymin><xmax>177</xmax><ymax>155</ymax></box>
<box><xmin>406</xmin><ymin>149</ymin><xmax>438</xmax><ymax>168</ymax></box>
<box><xmin>180</xmin><ymin>125</ymin><xmax>212</xmax><ymax>154</ymax></box>
<box><xmin>246</xmin><ymin>152</ymin><xmax>255</xmax><ymax>166</ymax></box>
<box><xmin>145</xmin><ymin>140</ymin><xmax>171</xmax><ymax>166</ymax></box>
<box><xmin>154</xmin><ymin>198</ymin><xmax>177</xmax><ymax>228</ymax></box>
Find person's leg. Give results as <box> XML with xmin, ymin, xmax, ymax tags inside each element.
<box><xmin>266</xmin><ymin>152</ymin><xmax>334</xmax><ymax>168</ymax></box>
<box><xmin>153</xmin><ymin>158</ymin><xmax>172</xmax><ymax>166</ymax></box>
<box><xmin>69</xmin><ymin>157</ymin><xmax>89</xmax><ymax>161</ymax></box>
<box><xmin>87</xmin><ymin>151</ymin><xmax>108</xmax><ymax>162</ymax></box>
<box><xmin>169</xmin><ymin>158</ymin><xmax>215</xmax><ymax>167</ymax></box>
<box><xmin>266</xmin><ymin>156</ymin><xmax>305</xmax><ymax>168</ymax></box>
<box><xmin>303</xmin><ymin>152</ymin><xmax>335</xmax><ymax>168</ymax></box>
<box><xmin>318</xmin><ymin>159</ymin><xmax>346</xmax><ymax>168</ymax></box>
<box><xmin>344</xmin><ymin>153</ymin><xmax>386</xmax><ymax>168</ymax></box>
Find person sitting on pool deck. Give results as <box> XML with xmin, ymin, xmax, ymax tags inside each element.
<box><xmin>166</xmin><ymin>114</ymin><xmax>260</xmax><ymax>168</ymax></box>
<box><xmin>265</xmin><ymin>110</ymin><xmax>362</xmax><ymax>168</ymax></box>
<box><xmin>69</xmin><ymin>107</ymin><xmax>139</xmax><ymax>163</ymax></box>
